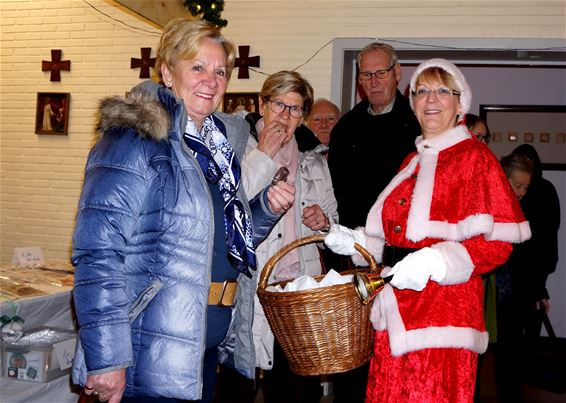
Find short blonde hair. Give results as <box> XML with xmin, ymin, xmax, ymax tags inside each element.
<box><xmin>155</xmin><ymin>18</ymin><xmax>236</xmax><ymax>81</ymax></box>
<box><xmin>259</xmin><ymin>71</ymin><xmax>314</xmax><ymax>117</ymax></box>
<box><xmin>414</xmin><ymin>67</ymin><xmax>458</xmax><ymax>91</ymax></box>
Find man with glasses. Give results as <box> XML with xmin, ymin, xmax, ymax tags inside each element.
<box><xmin>328</xmin><ymin>42</ymin><xmax>419</xmax><ymax>232</ymax></box>
<box><xmin>327</xmin><ymin>42</ymin><xmax>420</xmax><ymax>403</ymax></box>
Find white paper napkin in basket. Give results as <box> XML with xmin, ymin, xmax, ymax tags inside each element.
<box><xmin>266</xmin><ymin>269</ymin><xmax>353</xmax><ymax>292</ymax></box>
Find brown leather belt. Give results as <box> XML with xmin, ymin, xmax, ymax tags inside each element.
<box><xmin>208</xmin><ymin>280</ymin><xmax>237</xmax><ymax>307</ymax></box>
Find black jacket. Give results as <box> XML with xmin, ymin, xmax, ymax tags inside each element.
<box><xmin>328</xmin><ymin>91</ymin><xmax>420</xmax><ymax>228</ymax></box>
<box><xmin>514</xmin><ymin>176</ymin><xmax>561</xmax><ymax>301</ymax></box>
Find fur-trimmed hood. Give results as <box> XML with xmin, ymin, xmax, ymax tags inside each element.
<box><xmin>96</xmin><ymin>84</ymin><xmax>171</xmax><ymax>142</ymax></box>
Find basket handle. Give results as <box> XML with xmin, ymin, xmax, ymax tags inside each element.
<box><xmin>258</xmin><ymin>234</ymin><xmax>379</xmax><ymax>290</ymax></box>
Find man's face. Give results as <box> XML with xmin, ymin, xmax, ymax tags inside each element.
<box><xmin>358</xmin><ymin>50</ymin><xmax>401</xmax><ymax>113</ymax></box>
<box><xmin>307</xmin><ymin>101</ymin><xmax>339</xmax><ymax>146</ymax></box>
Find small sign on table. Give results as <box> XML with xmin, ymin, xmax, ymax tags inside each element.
<box><xmin>11</xmin><ymin>247</ymin><xmax>45</xmax><ymax>266</ymax></box>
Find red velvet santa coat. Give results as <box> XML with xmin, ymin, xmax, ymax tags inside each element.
<box><xmin>354</xmin><ymin>125</ymin><xmax>530</xmax><ymax>356</ymax></box>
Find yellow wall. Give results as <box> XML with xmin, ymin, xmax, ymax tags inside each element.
<box><xmin>0</xmin><ymin>0</ymin><xmax>564</xmax><ymax>263</ymax></box>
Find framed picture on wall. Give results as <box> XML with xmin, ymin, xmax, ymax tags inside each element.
<box><xmin>35</xmin><ymin>92</ymin><xmax>70</xmax><ymax>135</ymax></box>
<box><xmin>222</xmin><ymin>93</ymin><xmax>259</xmax><ymax>116</ymax></box>
<box><xmin>480</xmin><ymin>105</ymin><xmax>566</xmax><ymax>170</ymax></box>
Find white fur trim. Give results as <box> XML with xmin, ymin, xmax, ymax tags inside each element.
<box><xmin>406</xmin><ymin>127</ymin><xmax>469</xmax><ymax>242</ymax></box>
<box><xmin>365</xmin><ymin>154</ymin><xmax>421</xmax><ymax>237</ymax></box>
<box><xmin>376</xmin><ymin>284</ymin><xmax>488</xmax><ymax>356</ymax></box>
<box><xmin>405</xmin><ymin>151</ymin><xmax>437</xmax><ymax>242</ymax></box>
<box><xmin>372</xmin><ymin>284</ymin><xmax>389</xmax><ymax>331</ymax></box>
<box><xmin>400</xmin><ymin>326</ymin><xmax>489</xmax><ymax>355</ymax></box>
<box><xmin>431</xmin><ymin>241</ymin><xmax>474</xmax><ymax>285</ymax></box>
<box><xmin>352</xmin><ymin>231</ymin><xmax>385</xmax><ymax>266</ymax></box>
<box><xmin>488</xmin><ymin>221</ymin><xmax>531</xmax><ymax>243</ymax></box>
<box><xmin>370</xmin><ymin>293</ymin><xmax>386</xmax><ymax>330</ymax></box>
<box><xmin>416</xmin><ymin>125</ymin><xmax>470</xmax><ymax>153</ymax></box>
<box><xmin>413</xmin><ymin>214</ymin><xmax>496</xmax><ymax>243</ymax></box>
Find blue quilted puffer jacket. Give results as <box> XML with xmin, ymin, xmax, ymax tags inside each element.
<box><xmin>71</xmin><ymin>82</ymin><xmax>277</xmax><ymax>399</ymax></box>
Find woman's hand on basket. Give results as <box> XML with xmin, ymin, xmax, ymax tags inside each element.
<box><xmin>267</xmin><ymin>181</ymin><xmax>295</xmax><ymax>214</ymax></box>
<box><xmin>302</xmin><ymin>204</ymin><xmax>329</xmax><ymax>232</ymax></box>
<box><xmin>324</xmin><ymin>224</ymin><xmax>366</xmax><ymax>255</ymax></box>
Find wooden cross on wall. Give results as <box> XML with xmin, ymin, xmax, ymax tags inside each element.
<box><xmin>42</xmin><ymin>50</ymin><xmax>71</xmax><ymax>82</ymax></box>
<box><xmin>131</xmin><ymin>48</ymin><xmax>156</xmax><ymax>79</ymax></box>
<box><xmin>235</xmin><ymin>46</ymin><xmax>260</xmax><ymax>79</ymax></box>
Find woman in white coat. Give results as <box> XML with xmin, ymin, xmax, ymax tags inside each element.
<box><xmin>217</xmin><ymin>70</ymin><xmax>338</xmax><ymax>403</ymax></box>
<box><xmin>254</xmin><ymin>70</ymin><xmax>338</xmax><ymax>403</ymax></box>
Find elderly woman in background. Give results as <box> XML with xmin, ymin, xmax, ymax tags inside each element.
<box><xmin>510</xmin><ymin>144</ymin><xmax>560</xmax><ymax>321</ymax></box>
<box><xmin>72</xmin><ymin>19</ymin><xmax>293</xmax><ymax>403</ymax></box>
<box><xmin>495</xmin><ymin>147</ymin><xmax>560</xmax><ymax>402</ymax></box>
<box><xmin>325</xmin><ymin>59</ymin><xmax>530</xmax><ymax>402</ymax></box>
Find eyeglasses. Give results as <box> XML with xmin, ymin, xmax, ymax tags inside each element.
<box><xmin>474</xmin><ymin>133</ymin><xmax>492</xmax><ymax>144</ymax></box>
<box><xmin>267</xmin><ymin>99</ymin><xmax>304</xmax><ymax>118</ymax></box>
<box><xmin>411</xmin><ymin>87</ymin><xmax>461</xmax><ymax>99</ymax></box>
<box><xmin>358</xmin><ymin>63</ymin><xmax>395</xmax><ymax>81</ymax></box>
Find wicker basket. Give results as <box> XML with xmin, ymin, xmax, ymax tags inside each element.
<box><xmin>257</xmin><ymin>234</ymin><xmax>378</xmax><ymax>376</ymax></box>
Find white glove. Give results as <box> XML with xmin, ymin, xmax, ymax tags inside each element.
<box><xmin>389</xmin><ymin>247</ymin><xmax>447</xmax><ymax>291</ymax></box>
<box><xmin>324</xmin><ymin>224</ymin><xmax>366</xmax><ymax>256</ymax></box>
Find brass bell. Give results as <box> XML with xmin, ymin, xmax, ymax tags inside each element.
<box><xmin>353</xmin><ymin>272</ymin><xmax>392</xmax><ymax>305</ymax></box>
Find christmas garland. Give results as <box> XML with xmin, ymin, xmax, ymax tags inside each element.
<box><xmin>183</xmin><ymin>0</ymin><xmax>228</xmax><ymax>27</ymax></box>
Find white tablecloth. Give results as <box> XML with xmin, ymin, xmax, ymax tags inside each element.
<box><xmin>1</xmin><ymin>288</ymin><xmax>80</xmax><ymax>403</ymax></box>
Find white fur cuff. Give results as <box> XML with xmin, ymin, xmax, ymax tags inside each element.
<box><xmin>431</xmin><ymin>241</ymin><xmax>474</xmax><ymax>285</ymax></box>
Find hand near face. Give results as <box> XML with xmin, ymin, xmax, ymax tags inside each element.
<box><xmin>257</xmin><ymin>120</ymin><xmax>289</xmax><ymax>159</ymax></box>
<box><xmin>258</xmin><ymin>91</ymin><xmax>304</xmax><ymax>159</ymax></box>
<box><xmin>302</xmin><ymin>204</ymin><xmax>329</xmax><ymax>232</ymax></box>
<box><xmin>267</xmin><ymin>181</ymin><xmax>295</xmax><ymax>214</ymax></box>
<box><xmin>84</xmin><ymin>369</ymin><xmax>126</xmax><ymax>403</ymax></box>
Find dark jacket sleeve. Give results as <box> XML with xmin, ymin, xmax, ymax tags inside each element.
<box><xmin>519</xmin><ymin>178</ymin><xmax>561</xmax><ymax>300</ymax></box>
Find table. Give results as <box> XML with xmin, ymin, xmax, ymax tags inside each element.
<box><xmin>1</xmin><ymin>285</ymin><xmax>80</xmax><ymax>402</ymax></box>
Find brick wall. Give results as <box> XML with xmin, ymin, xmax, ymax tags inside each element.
<box><xmin>0</xmin><ymin>0</ymin><xmax>564</xmax><ymax>263</ymax></box>
<box><xmin>0</xmin><ymin>0</ymin><xmax>163</xmax><ymax>262</ymax></box>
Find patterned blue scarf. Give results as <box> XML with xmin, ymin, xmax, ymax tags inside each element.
<box><xmin>183</xmin><ymin>116</ymin><xmax>256</xmax><ymax>277</ymax></box>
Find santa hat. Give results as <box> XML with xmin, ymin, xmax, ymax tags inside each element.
<box><xmin>409</xmin><ymin>58</ymin><xmax>472</xmax><ymax>121</ymax></box>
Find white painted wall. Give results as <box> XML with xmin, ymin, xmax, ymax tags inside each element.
<box><xmin>1</xmin><ymin>0</ymin><xmax>163</xmax><ymax>262</ymax></box>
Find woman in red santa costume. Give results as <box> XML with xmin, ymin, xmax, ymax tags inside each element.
<box><xmin>325</xmin><ymin>58</ymin><xmax>530</xmax><ymax>403</ymax></box>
